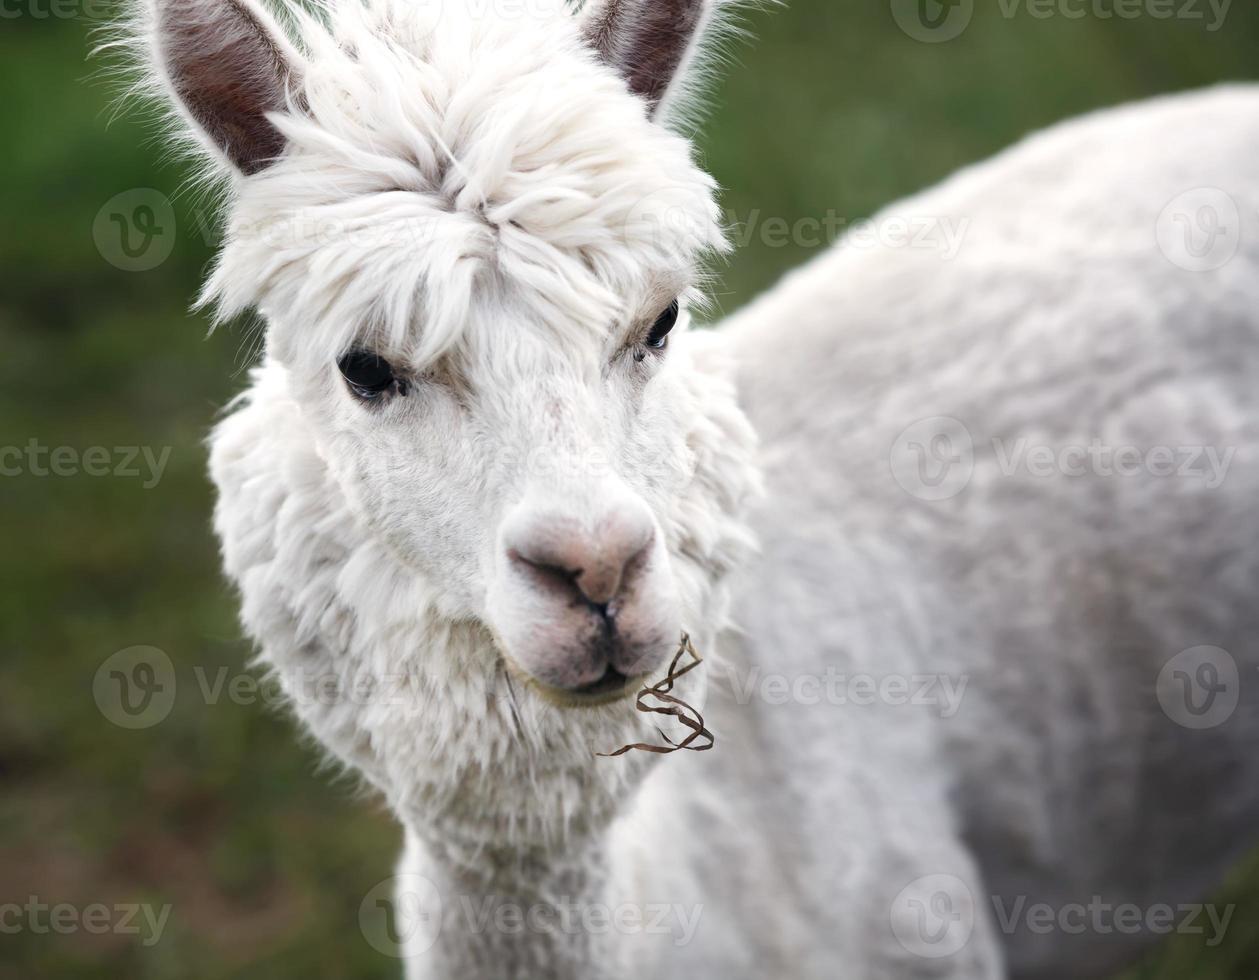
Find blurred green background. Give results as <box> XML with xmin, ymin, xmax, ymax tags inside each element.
<box><xmin>3</xmin><ymin>1</ymin><xmax>1259</xmax><ymax>977</ymax></box>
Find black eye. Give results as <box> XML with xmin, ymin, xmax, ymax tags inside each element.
<box><xmin>645</xmin><ymin>300</ymin><xmax>680</xmax><ymax>350</ymax></box>
<box><xmin>338</xmin><ymin>350</ymin><xmax>397</xmax><ymax>400</ymax></box>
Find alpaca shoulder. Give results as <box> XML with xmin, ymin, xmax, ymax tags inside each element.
<box><xmin>723</xmin><ymin>82</ymin><xmax>1259</xmax><ymax>410</ymax></box>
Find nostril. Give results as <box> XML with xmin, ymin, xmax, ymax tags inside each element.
<box><xmin>573</xmin><ymin>565</ymin><xmax>623</xmax><ymax>608</ymax></box>
<box><xmin>504</xmin><ymin>510</ymin><xmax>657</xmax><ymax>608</ymax></box>
<box><xmin>588</xmin><ymin>600</ymin><xmax>611</xmax><ymax>622</ymax></box>
<box><xmin>509</xmin><ymin>549</ymin><xmax>582</xmax><ymax>592</ymax></box>
<box><xmin>510</xmin><ymin>551</ymin><xmax>616</xmax><ymax>620</ymax></box>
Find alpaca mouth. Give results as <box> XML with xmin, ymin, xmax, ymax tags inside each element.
<box><xmin>531</xmin><ymin>666</ymin><xmax>643</xmax><ymax>708</ymax></box>
<box><xmin>573</xmin><ymin>666</ymin><xmax>633</xmax><ymax>698</ymax></box>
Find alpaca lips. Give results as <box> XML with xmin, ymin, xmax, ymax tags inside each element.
<box><xmin>598</xmin><ymin>633</ymin><xmax>714</xmax><ymax>757</ymax></box>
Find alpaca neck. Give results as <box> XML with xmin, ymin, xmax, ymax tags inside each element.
<box><xmin>389</xmin><ymin>676</ymin><xmax>713</xmax><ymax>979</ymax></box>
<box><xmin>398</xmin><ymin>823</ymin><xmax>629</xmax><ymax>980</ymax></box>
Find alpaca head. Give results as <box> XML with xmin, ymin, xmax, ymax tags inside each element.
<box><xmin>142</xmin><ymin>0</ymin><xmax>750</xmax><ymax>710</ymax></box>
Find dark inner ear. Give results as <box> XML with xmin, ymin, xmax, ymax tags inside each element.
<box><xmin>156</xmin><ymin>0</ymin><xmax>295</xmax><ymax>175</ymax></box>
<box><xmin>582</xmin><ymin>0</ymin><xmax>706</xmax><ymax>111</ymax></box>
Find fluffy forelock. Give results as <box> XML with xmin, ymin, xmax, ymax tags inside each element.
<box><xmin>190</xmin><ymin>0</ymin><xmax>726</xmax><ymax>370</ymax></box>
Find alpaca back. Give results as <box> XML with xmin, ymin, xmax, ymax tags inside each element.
<box><xmin>715</xmin><ymin>84</ymin><xmax>1259</xmax><ymax>978</ymax></box>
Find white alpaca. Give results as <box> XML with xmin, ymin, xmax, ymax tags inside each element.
<box><xmin>129</xmin><ymin>0</ymin><xmax>1259</xmax><ymax>976</ymax></box>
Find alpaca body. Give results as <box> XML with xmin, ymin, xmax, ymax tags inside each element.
<box><xmin>395</xmin><ymin>84</ymin><xmax>1259</xmax><ymax>980</ymax></box>
<box><xmin>128</xmin><ymin>0</ymin><xmax>1259</xmax><ymax>973</ymax></box>
<box><xmin>707</xmin><ymin>83</ymin><xmax>1259</xmax><ymax>978</ymax></box>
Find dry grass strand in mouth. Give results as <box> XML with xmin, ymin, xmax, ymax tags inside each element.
<box><xmin>597</xmin><ymin>633</ymin><xmax>714</xmax><ymax>757</ymax></box>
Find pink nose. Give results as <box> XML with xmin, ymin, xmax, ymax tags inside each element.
<box><xmin>504</xmin><ymin>506</ymin><xmax>656</xmax><ymax>616</ymax></box>
<box><xmin>493</xmin><ymin>494</ymin><xmax>680</xmax><ymax>694</ymax></box>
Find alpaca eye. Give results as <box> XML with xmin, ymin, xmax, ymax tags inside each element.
<box><xmin>645</xmin><ymin>300</ymin><xmax>680</xmax><ymax>350</ymax></box>
<box><xmin>338</xmin><ymin>350</ymin><xmax>397</xmax><ymax>400</ymax></box>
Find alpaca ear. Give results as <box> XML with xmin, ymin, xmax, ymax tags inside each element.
<box><xmin>150</xmin><ymin>0</ymin><xmax>300</xmax><ymax>175</ymax></box>
<box><xmin>581</xmin><ymin>0</ymin><xmax>717</xmax><ymax>116</ymax></box>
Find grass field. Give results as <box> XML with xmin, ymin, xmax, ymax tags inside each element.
<box><xmin>2</xmin><ymin>2</ymin><xmax>1259</xmax><ymax>977</ymax></box>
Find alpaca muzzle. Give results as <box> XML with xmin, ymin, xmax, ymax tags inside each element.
<box><xmin>489</xmin><ymin>496</ymin><xmax>681</xmax><ymax>699</ymax></box>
